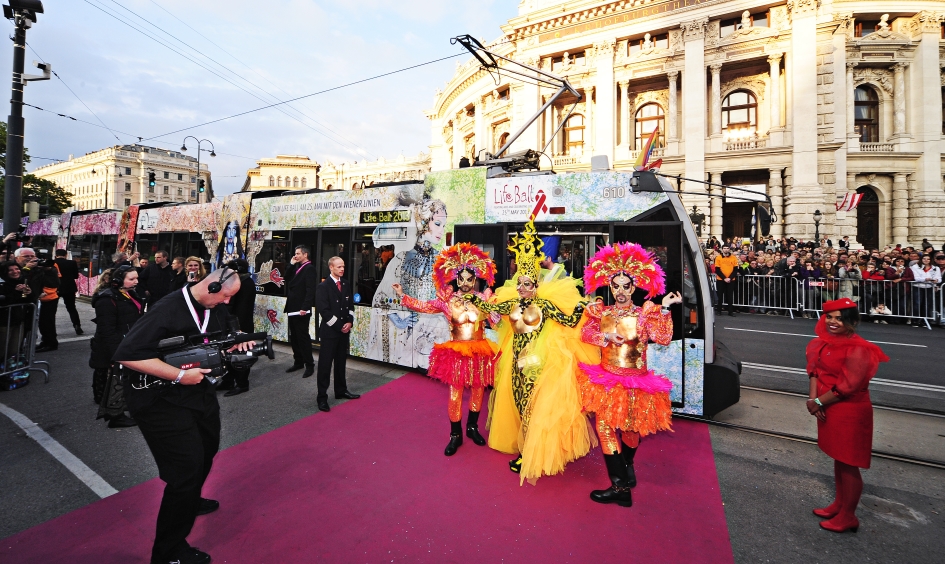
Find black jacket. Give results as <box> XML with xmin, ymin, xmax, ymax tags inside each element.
<box><xmin>283</xmin><ymin>262</ymin><xmax>317</xmax><ymax>313</ymax></box>
<box><xmin>315</xmin><ymin>276</ymin><xmax>353</xmax><ymax>339</ymax></box>
<box><xmin>138</xmin><ymin>262</ymin><xmax>175</xmax><ymax>303</ymax></box>
<box><xmin>89</xmin><ymin>287</ymin><xmax>144</xmax><ymax>369</ymax></box>
<box><xmin>169</xmin><ymin>269</ymin><xmax>188</xmax><ymax>292</ymax></box>
<box><xmin>54</xmin><ymin>257</ymin><xmax>80</xmax><ymax>295</ymax></box>
<box><xmin>227</xmin><ymin>273</ymin><xmax>256</xmax><ymax>333</ymax></box>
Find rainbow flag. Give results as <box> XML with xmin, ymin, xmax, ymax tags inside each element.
<box><xmin>633</xmin><ymin>123</ymin><xmax>659</xmax><ymax>171</ymax></box>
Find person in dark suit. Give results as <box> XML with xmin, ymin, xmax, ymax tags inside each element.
<box><xmin>314</xmin><ymin>256</ymin><xmax>359</xmax><ymax>412</ymax></box>
<box><xmin>54</xmin><ymin>249</ymin><xmax>83</xmax><ymax>334</ymax></box>
<box><xmin>220</xmin><ymin>259</ymin><xmax>256</xmax><ymax>397</ymax></box>
<box><xmin>284</xmin><ymin>245</ymin><xmax>318</xmax><ymax>378</ymax></box>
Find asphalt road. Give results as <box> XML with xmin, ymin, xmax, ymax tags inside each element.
<box><xmin>715</xmin><ymin>312</ymin><xmax>945</xmax><ymax>413</ymax></box>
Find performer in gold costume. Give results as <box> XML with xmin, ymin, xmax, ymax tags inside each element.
<box><xmin>393</xmin><ymin>243</ymin><xmax>498</xmax><ymax>456</ymax></box>
<box><xmin>469</xmin><ymin>220</ymin><xmax>595</xmax><ymax>484</ymax></box>
<box><xmin>578</xmin><ymin>242</ymin><xmax>681</xmax><ymax>507</ymax></box>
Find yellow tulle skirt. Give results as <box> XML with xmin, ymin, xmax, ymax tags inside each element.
<box><xmin>486</xmin><ymin>276</ymin><xmax>601</xmax><ymax>485</ymax></box>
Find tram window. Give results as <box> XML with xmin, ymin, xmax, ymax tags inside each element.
<box><xmin>353</xmin><ymin>241</ymin><xmax>381</xmax><ymax>305</ymax></box>
<box><xmin>253</xmin><ymin>230</ymin><xmax>289</xmax><ymax>296</ymax></box>
<box><xmin>319</xmin><ymin>230</ymin><xmax>349</xmax><ymax>283</ymax></box>
<box><xmin>135</xmin><ymin>235</ymin><xmax>159</xmax><ymax>259</ymax></box>
<box><xmin>187</xmin><ymin>232</ymin><xmax>207</xmax><ymax>262</ymax></box>
<box><xmin>682</xmin><ymin>245</ymin><xmax>705</xmax><ymax>339</ymax></box>
<box><xmin>101</xmin><ymin>235</ymin><xmax>119</xmax><ymax>272</ymax></box>
<box><xmin>69</xmin><ymin>235</ymin><xmax>92</xmax><ymax>276</ymax></box>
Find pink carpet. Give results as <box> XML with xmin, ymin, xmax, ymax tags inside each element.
<box><xmin>1</xmin><ymin>374</ymin><xmax>733</xmax><ymax>563</ymax></box>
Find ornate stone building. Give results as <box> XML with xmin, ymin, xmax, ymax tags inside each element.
<box><xmin>427</xmin><ymin>0</ymin><xmax>945</xmax><ymax>247</ymax></box>
<box><xmin>31</xmin><ymin>144</ymin><xmax>212</xmax><ymax>211</ymax></box>
<box><xmin>242</xmin><ymin>152</ymin><xmax>431</xmax><ymax>191</ymax></box>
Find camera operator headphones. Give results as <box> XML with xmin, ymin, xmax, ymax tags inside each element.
<box><xmin>208</xmin><ymin>266</ymin><xmax>237</xmax><ymax>294</ymax></box>
<box><xmin>109</xmin><ymin>264</ymin><xmax>135</xmax><ymax>289</ymax></box>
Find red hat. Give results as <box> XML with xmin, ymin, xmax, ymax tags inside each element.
<box><xmin>822</xmin><ymin>298</ymin><xmax>857</xmax><ymax>313</ymax></box>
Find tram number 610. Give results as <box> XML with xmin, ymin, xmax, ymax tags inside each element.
<box><xmin>601</xmin><ymin>185</ymin><xmax>626</xmax><ymax>199</ymax></box>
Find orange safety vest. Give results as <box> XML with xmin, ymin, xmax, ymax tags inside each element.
<box><xmin>40</xmin><ymin>263</ymin><xmax>61</xmax><ymax>302</ymax></box>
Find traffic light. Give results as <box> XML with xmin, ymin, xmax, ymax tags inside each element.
<box><xmin>148</xmin><ymin>171</ymin><xmax>156</xmax><ymax>187</ymax></box>
<box><xmin>198</xmin><ymin>179</ymin><xmax>205</xmax><ymax>193</ymax></box>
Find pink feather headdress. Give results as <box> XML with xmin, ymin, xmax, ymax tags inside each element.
<box><xmin>583</xmin><ymin>242</ymin><xmax>666</xmax><ymax>299</ymax></box>
<box><xmin>432</xmin><ymin>243</ymin><xmax>497</xmax><ymax>294</ymax></box>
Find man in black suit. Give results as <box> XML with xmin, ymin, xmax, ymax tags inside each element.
<box><xmin>139</xmin><ymin>251</ymin><xmax>174</xmax><ymax>309</ymax></box>
<box><xmin>284</xmin><ymin>245</ymin><xmax>318</xmax><ymax>378</ymax></box>
<box><xmin>314</xmin><ymin>256</ymin><xmax>359</xmax><ymax>412</ymax></box>
<box><xmin>54</xmin><ymin>249</ymin><xmax>83</xmax><ymax>335</ymax></box>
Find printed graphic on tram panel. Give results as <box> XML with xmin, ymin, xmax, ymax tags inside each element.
<box><xmin>215</xmin><ymin>193</ymin><xmax>252</xmax><ymax>268</ymax></box>
<box><xmin>485</xmin><ymin>172</ymin><xmax>667</xmax><ymax>223</ymax></box>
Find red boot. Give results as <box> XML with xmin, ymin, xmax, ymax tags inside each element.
<box><xmin>819</xmin><ymin>462</ymin><xmax>862</xmax><ymax>533</ymax></box>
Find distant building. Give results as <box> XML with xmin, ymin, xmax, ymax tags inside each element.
<box><xmin>30</xmin><ymin>144</ymin><xmax>212</xmax><ymax>210</ymax></box>
<box><xmin>241</xmin><ymin>152</ymin><xmax>431</xmax><ymax>191</ymax></box>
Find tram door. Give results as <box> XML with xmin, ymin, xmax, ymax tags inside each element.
<box><xmin>613</xmin><ymin>222</ymin><xmax>686</xmax><ymax>407</ymax></box>
<box><xmin>289</xmin><ymin>228</ymin><xmax>352</xmax><ymax>341</ymax></box>
<box><xmin>453</xmin><ymin>224</ymin><xmax>508</xmax><ymax>285</ymax></box>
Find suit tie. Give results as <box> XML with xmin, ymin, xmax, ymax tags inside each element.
<box><xmin>336</xmin><ymin>280</ymin><xmax>342</xmax><ymax>293</ymax></box>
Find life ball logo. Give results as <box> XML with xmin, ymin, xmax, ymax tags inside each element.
<box><xmin>488</xmin><ymin>183</ymin><xmax>548</xmax><ymax>220</ymax></box>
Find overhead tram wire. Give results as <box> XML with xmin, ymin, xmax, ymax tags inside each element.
<box><xmin>82</xmin><ymin>0</ymin><xmax>369</xmax><ymax>157</ymax></box>
<box><xmin>144</xmin><ymin>0</ymin><xmax>377</xmax><ymax>159</ymax></box>
<box><xmin>102</xmin><ymin>0</ymin><xmax>374</xmax><ymax>159</ymax></box>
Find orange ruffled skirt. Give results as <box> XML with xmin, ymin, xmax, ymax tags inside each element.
<box><xmin>577</xmin><ymin>367</ymin><xmax>672</xmax><ymax>436</ymax></box>
<box><xmin>427</xmin><ymin>339</ymin><xmax>497</xmax><ymax>388</ymax></box>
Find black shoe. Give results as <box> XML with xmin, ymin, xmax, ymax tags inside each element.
<box><xmin>509</xmin><ymin>455</ymin><xmax>522</xmax><ymax>474</ymax></box>
<box><xmin>196</xmin><ymin>498</ymin><xmax>220</xmax><ymax>516</ymax></box>
<box><xmin>223</xmin><ymin>386</ymin><xmax>248</xmax><ymax>397</ymax></box>
<box><xmin>335</xmin><ymin>391</ymin><xmax>360</xmax><ymax>399</ymax></box>
<box><xmin>74</xmin><ymin>325</ymin><xmax>84</xmax><ymax>335</ymax></box>
<box><xmin>302</xmin><ymin>365</ymin><xmax>314</xmax><ymax>378</ymax></box>
<box><xmin>215</xmin><ymin>379</ymin><xmax>235</xmax><ymax>391</ymax></box>
<box><xmin>286</xmin><ymin>364</ymin><xmax>304</xmax><ymax>373</ymax></box>
<box><xmin>107</xmin><ymin>414</ymin><xmax>137</xmax><ymax>428</ymax></box>
<box><xmin>163</xmin><ymin>546</ymin><xmax>211</xmax><ymax>564</ymax></box>
<box><xmin>621</xmin><ymin>446</ymin><xmax>638</xmax><ymax>488</ymax></box>
<box><xmin>35</xmin><ymin>344</ymin><xmax>57</xmax><ymax>353</ymax></box>
<box><xmin>590</xmin><ymin>453</ymin><xmax>633</xmax><ymax>507</ymax></box>
<box><xmin>465</xmin><ymin>411</ymin><xmax>486</xmax><ymax>446</ymax></box>
<box><xmin>445</xmin><ymin>421</ymin><xmax>463</xmax><ymax>456</ymax></box>
<box><xmin>728</xmin><ymin>312</ymin><xmax>736</xmax><ymax>317</ymax></box>
<box><xmin>317</xmin><ymin>401</ymin><xmax>331</xmax><ymax>412</ymax></box>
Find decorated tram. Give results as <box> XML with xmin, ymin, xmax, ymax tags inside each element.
<box><xmin>25</xmin><ymin>166</ymin><xmax>740</xmax><ymax>417</ymax></box>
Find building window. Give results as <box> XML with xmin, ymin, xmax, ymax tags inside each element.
<box><xmin>177</xmin><ymin>173</ymin><xmax>183</xmax><ymax>180</ymax></box>
<box><xmin>293</xmin><ymin>177</ymin><xmax>299</xmax><ymax>188</ymax></box>
<box><xmin>497</xmin><ymin>88</ymin><xmax>509</xmax><ymax>101</ymax></box>
<box><xmin>551</xmin><ymin>51</ymin><xmax>584</xmax><ymax>72</ymax></box>
<box><xmin>496</xmin><ymin>132</ymin><xmax>510</xmax><ymax>152</ymax></box>
<box><xmin>301</xmin><ymin>177</ymin><xmax>307</xmax><ymax>188</ymax></box>
<box><xmin>628</xmin><ymin>33</ymin><xmax>668</xmax><ymax>54</ymax></box>
<box><xmin>149</xmin><ymin>185</ymin><xmax>155</xmax><ymax>193</ymax></box>
<box><xmin>163</xmin><ymin>186</ymin><xmax>169</xmax><ymax>194</ymax></box>
<box><xmin>720</xmin><ymin>11</ymin><xmax>768</xmax><ymax>37</ymax></box>
<box><xmin>854</xmin><ymin>86</ymin><xmax>879</xmax><ymax>142</ymax></box>
<box><xmin>177</xmin><ymin>187</ymin><xmax>183</xmax><ymax>196</ymax></box>
<box><xmin>721</xmin><ymin>90</ymin><xmax>758</xmax><ymax>138</ymax></box>
<box><xmin>563</xmin><ymin>114</ymin><xmax>585</xmax><ymax>155</ymax></box>
<box><xmin>277</xmin><ymin>176</ymin><xmax>282</xmax><ymax>187</ymax></box>
<box><xmin>124</xmin><ymin>182</ymin><xmax>131</xmax><ymax>191</ymax></box>
<box><xmin>163</xmin><ymin>171</ymin><xmax>169</xmax><ymax>179</ymax></box>
<box><xmin>124</xmin><ymin>198</ymin><xmax>131</xmax><ymax>207</ymax></box>
<box><xmin>124</xmin><ymin>167</ymin><xmax>131</xmax><ymax>175</ymax></box>
<box><xmin>941</xmin><ymin>86</ymin><xmax>945</xmax><ymax>135</ymax></box>
<box><xmin>855</xmin><ymin>21</ymin><xmax>881</xmax><ymax>38</ymax></box>
<box><xmin>191</xmin><ymin>190</ymin><xmax>196</xmax><ymax>198</ymax></box>
<box><xmin>269</xmin><ymin>175</ymin><xmax>275</xmax><ymax>187</ymax></box>
<box><xmin>634</xmin><ymin>104</ymin><xmax>665</xmax><ymax>149</ymax></box>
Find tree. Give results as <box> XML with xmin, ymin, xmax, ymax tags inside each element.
<box><xmin>0</xmin><ymin>120</ymin><xmax>71</xmax><ymax>216</ymax></box>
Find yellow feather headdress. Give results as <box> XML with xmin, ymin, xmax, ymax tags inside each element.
<box><xmin>508</xmin><ymin>218</ymin><xmax>544</xmax><ymax>283</ymax></box>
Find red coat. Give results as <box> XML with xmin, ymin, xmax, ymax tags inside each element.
<box><xmin>805</xmin><ymin>317</ymin><xmax>889</xmax><ymax>468</ymax></box>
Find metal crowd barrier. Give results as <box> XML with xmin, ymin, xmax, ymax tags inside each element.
<box><xmin>731</xmin><ymin>275</ymin><xmax>803</xmax><ymax>318</ymax></box>
<box><xmin>0</xmin><ymin>303</ymin><xmax>49</xmax><ymax>389</ymax></box>
<box><xmin>939</xmin><ymin>283</ymin><xmax>945</xmax><ymax>327</ymax></box>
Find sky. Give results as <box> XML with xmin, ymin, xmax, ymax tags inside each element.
<box><xmin>5</xmin><ymin>0</ymin><xmax>519</xmax><ymax>195</ymax></box>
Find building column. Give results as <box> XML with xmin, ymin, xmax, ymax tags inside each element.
<box><xmin>586</xmin><ymin>85</ymin><xmax>596</xmax><ymax>156</ymax></box>
<box><xmin>618</xmin><ymin>80</ymin><xmax>629</xmax><ymax>156</ymax></box>
<box><xmin>474</xmin><ymin>99</ymin><xmax>484</xmax><ymax>158</ymax></box>
<box><xmin>892</xmin><ymin>62</ymin><xmax>909</xmax><ymax>141</ymax></box>
<box><xmin>769</xmin><ymin>168</ymin><xmax>784</xmax><ymax>239</ymax></box>
<box><xmin>767</xmin><ymin>54</ymin><xmax>782</xmax><ymax>130</ymax></box>
<box><xmin>845</xmin><ymin>62</ymin><xmax>858</xmax><ymax>150</ymax></box>
<box><xmin>627</xmin><ymin>88</ymin><xmax>636</xmax><ymax>151</ymax></box>
<box><xmin>667</xmin><ymin>70</ymin><xmax>679</xmax><ymax>144</ymax></box>
<box><xmin>845</xmin><ymin>171</ymin><xmax>859</xmax><ymax>245</ymax></box>
<box><xmin>892</xmin><ymin>172</ymin><xmax>909</xmax><ymax>244</ymax></box>
<box><xmin>593</xmin><ymin>40</ymin><xmax>616</xmax><ymax>163</ymax></box>
<box><xmin>452</xmin><ymin>119</ymin><xmax>463</xmax><ymax>168</ymax></box>
<box><xmin>681</xmin><ymin>18</ymin><xmax>708</xmax><ymax>194</ymax></box>
<box><xmin>709</xmin><ymin>63</ymin><xmax>723</xmax><ymax>137</ymax></box>
<box><xmin>709</xmin><ymin>171</ymin><xmax>723</xmax><ymax>239</ymax></box>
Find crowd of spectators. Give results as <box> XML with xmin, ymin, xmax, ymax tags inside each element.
<box><xmin>705</xmin><ymin>235</ymin><xmax>944</xmax><ymax>324</ymax></box>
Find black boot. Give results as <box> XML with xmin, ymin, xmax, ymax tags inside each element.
<box><xmin>92</xmin><ymin>369</ymin><xmax>107</xmax><ymax>405</ymax></box>
<box><xmin>621</xmin><ymin>446</ymin><xmax>638</xmax><ymax>488</ymax></box>
<box><xmin>590</xmin><ymin>453</ymin><xmax>633</xmax><ymax>507</ymax></box>
<box><xmin>509</xmin><ymin>455</ymin><xmax>522</xmax><ymax>474</ymax></box>
<box><xmin>444</xmin><ymin>421</ymin><xmax>463</xmax><ymax>456</ymax></box>
<box><xmin>466</xmin><ymin>411</ymin><xmax>486</xmax><ymax>446</ymax></box>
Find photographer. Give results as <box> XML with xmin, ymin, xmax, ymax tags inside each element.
<box><xmin>115</xmin><ymin>269</ymin><xmax>250</xmax><ymax>564</ymax></box>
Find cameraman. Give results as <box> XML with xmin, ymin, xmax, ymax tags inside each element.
<box><xmin>115</xmin><ymin>268</ymin><xmax>250</xmax><ymax>564</ymax></box>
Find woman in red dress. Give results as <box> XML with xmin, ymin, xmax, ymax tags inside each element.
<box><xmin>805</xmin><ymin>298</ymin><xmax>889</xmax><ymax>533</ymax></box>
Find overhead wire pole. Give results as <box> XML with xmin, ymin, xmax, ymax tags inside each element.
<box><xmin>3</xmin><ymin>1</ymin><xmax>47</xmax><ymax>235</ymax></box>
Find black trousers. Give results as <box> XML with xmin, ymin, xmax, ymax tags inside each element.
<box><xmin>316</xmin><ymin>334</ymin><xmax>349</xmax><ymax>401</ymax></box>
<box><xmin>287</xmin><ymin>314</ymin><xmax>314</xmax><ymax>367</ymax></box>
<box><xmin>38</xmin><ymin>299</ymin><xmax>58</xmax><ymax>347</ymax></box>
<box><xmin>132</xmin><ymin>397</ymin><xmax>220</xmax><ymax>564</ymax></box>
<box><xmin>60</xmin><ymin>292</ymin><xmax>81</xmax><ymax>328</ymax></box>
<box><xmin>717</xmin><ymin>279</ymin><xmax>736</xmax><ymax>314</ymax></box>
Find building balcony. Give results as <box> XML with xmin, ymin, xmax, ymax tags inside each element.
<box><xmin>858</xmin><ymin>142</ymin><xmax>895</xmax><ymax>152</ymax></box>
<box><xmin>552</xmin><ymin>155</ymin><xmax>581</xmax><ymax>167</ymax></box>
<box><xmin>724</xmin><ymin>135</ymin><xmax>768</xmax><ymax>151</ymax></box>
<box><xmin>628</xmin><ymin>147</ymin><xmax>664</xmax><ymax>161</ymax></box>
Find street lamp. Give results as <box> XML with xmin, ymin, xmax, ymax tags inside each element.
<box><xmin>688</xmin><ymin>205</ymin><xmax>706</xmax><ymax>237</ymax></box>
<box><xmin>812</xmin><ymin>209</ymin><xmax>823</xmax><ymax>244</ymax></box>
<box><xmin>180</xmin><ymin>137</ymin><xmax>215</xmax><ymax>203</ymax></box>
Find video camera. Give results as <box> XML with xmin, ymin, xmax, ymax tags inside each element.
<box><xmin>158</xmin><ymin>329</ymin><xmax>275</xmax><ymax>386</ymax></box>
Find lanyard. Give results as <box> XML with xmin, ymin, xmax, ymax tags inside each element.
<box><xmin>297</xmin><ymin>260</ymin><xmax>311</xmax><ymax>271</ymax></box>
<box><xmin>182</xmin><ymin>287</ymin><xmax>210</xmax><ymax>334</ymax></box>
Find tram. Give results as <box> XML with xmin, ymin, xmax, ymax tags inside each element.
<box><xmin>41</xmin><ymin>165</ymin><xmax>739</xmax><ymax>417</ymax></box>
